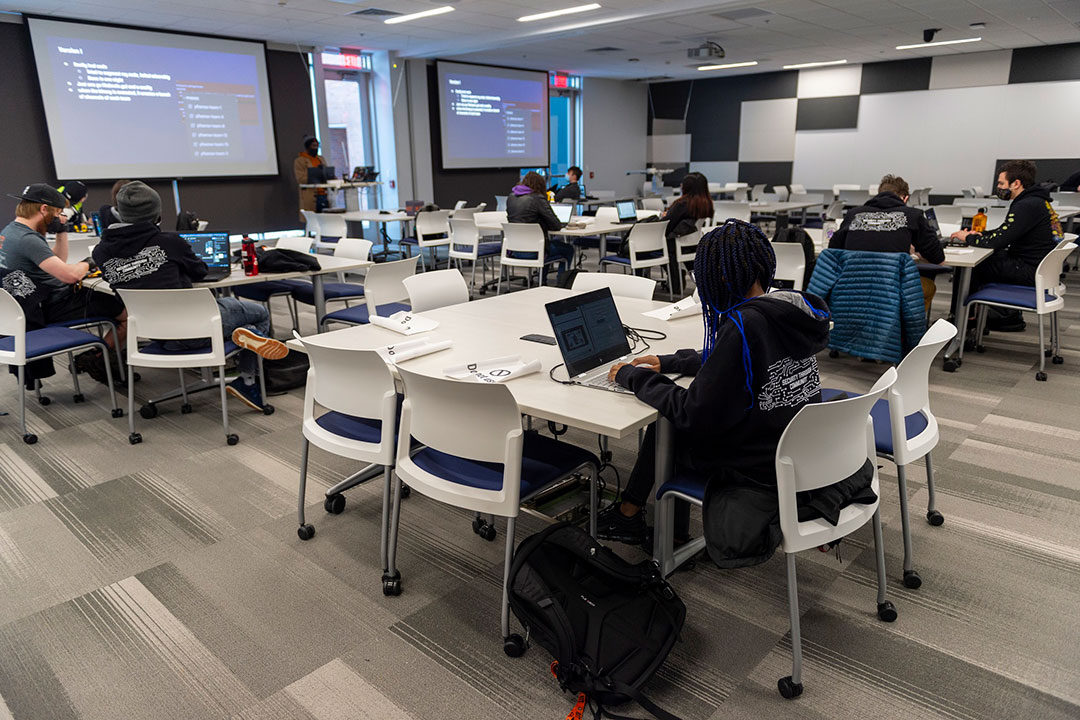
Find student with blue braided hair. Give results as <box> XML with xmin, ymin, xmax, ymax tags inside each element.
<box><xmin>596</xmin><ymin>220</ymin><xmax>831</xmax><ymax>555</ymax></box>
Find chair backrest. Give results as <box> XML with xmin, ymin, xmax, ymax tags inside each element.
<box><xmin>453</xmin><ymin>200</ymin><xmax>467</xmax><ymax>210</ymax></box>
<box><xmin>986</xmin><ymin>207</ymin><xmax>1008</xmax><ymax>228</ymax></box>
<box><xmin>673</xmin><ymin>228</ymin><xmax>701</xmax><ymax>265</ymax></box>
<box><xmin>118</xmin><ymin>288</ymin><xmax>225</xmax><ymax>359</ymax></box>
<box><xmin>1035</xmin><ymin>242</ymin><xmax>1077</xmax><ymax>310</ymax></box>
<box><xmin>595</xmin><ymin>206</ymin><xmax>619</xmax><ymax>224</ymax></box>
<box><xmin>332</xmin><ymin>237</ymin><xmax>372</xmax><ymax>261</ymax></box>
<box><xmin>750</xmin><ymin>184</ymin><xmax>767</xmax><ymax>201</ymax></box>
<box><xmin>771</xmin><ymin>241</ymin><xmax>807</xmax><ymax>291</ymax></box>
<box><xmin>642</xmin><ymin>197</ymin><xmax>664</xmax><ymax>212</ymax></box>
<box><xmin>0</xmin><ymin>290</ymin><xmax>26</xmax><ymax>364</ymax></box>
<box><xmin>961</xmin><ymin>187</ymin><xmax>976</xmax><ymax>198</ymax></box>
<box><xmin>833</xmin><ymin>184</ymin><xmax>860</xmax><ymax>196</ymax></box>
<box><xmin>730</xmin><ymin>188</ymin><xmax>750</xmax><ymax>202</ymax></box>
<box><xmin>318</xmin><ymin>214</ymin><xmax>348</xmax><ymax>239</ymax></box>
<box><xmin>363</xmin><ymin>255</ymin><xmax>419</xmax><ymax>315</ymax></box>
<box><xmin>715</xmin><ymin>201</ymin><xmax>751</xmax><ymax>222</ymax></box>
<box><xmin>276</xmin><ymin>236</ymin><xmax>314</xmax><ymax>253</ymax></box>
<box><xmin>501</xmin><ymin>223</ymin><xmax>545</xmax><ymax>267</ymax></box>
<box><xmin>299</xmin><ymin>340</ymin><xmax>397</xmax><ymax>429</ymax></box>
<box><xmin>918</xmin><ymin>187</ymin><xmax>933</xmax><ymax>205</ymax></box>
<box><xmin>839</xmin><ymin>189</ymin><xmax>871</xmax><ymax>206</ymax></box>
<box><xmin>452</xmin><ymin>205</ymin><xmax>482</xmax><ymax>220</ymax></box>
<box><xmin>301</xmin><ymin>210</ymin><xmax>321</xmax><ymax>238</ymax></box>
<box><xmin>790</xmin><ymin>183</ymin><xmax>806</xmax><ymax>194</ymax></box>
<box><xmin>416</xmin><ymin>210</ymin><xmax>451</xmax><ymax>244</ymax></box>
<box><xmin>403</xmin><ymin>269</ymin><xmax>470</xmax><ymax>312</ymax></box>
<box><xmin>449</xmin><ymin>218</ymin><xmax>480</xmax><ymax>257</ymax></box>
<box><xmin>396</xmin><ymin>367</ymin><xmax>527</xmax><ymax>513</ymax></box>
<box><xmin>825</xmin><ymin>200</ymin><xmax>845</xmax><ymax>220</ymax></box>
<box><xmin>473</xmin><ymin>211</ymin><xmax>508</xmax><ymax>234</ymax></box>
<box><xmin>627</xmin><ymin>220</ymin><xmax>668</xmax><ymax>257</ymax></box>
<box><xmin>931</xmin><ymin>205</ymin><xmax>962</xmax><ymax>225</ymax></box>
<box><xmin>890</xmin><ymin>318</ymin><xmax>956</xmax><ymax>427</ymax></box>
<box><xmin>495</xmin><ymin>194</ymin><xmax>508</xmax><ymax>212</ymax></box>
<box><xmin>775</xmin><ymin>185</ymin><xmax>790</xmax><ymax>202</ymax></box>
<box><xmin>868</xmin><ymin>184</ymin><xmax>880</xmax><ymax>196</ymax></box>
<box><xmin>707</xmin><ymin>182</ymin><xmax>724</xmax><ymax>195</ymax></box>
<box><xmin>973</xmin><ymin>186</ymin><xmax>984</xmax><ymax>197</ymax></box>
<box><xmin>571</xmin><ymin>271</ymin><xmax>656</xmax><ymax>300</ymax></box>
<box><xmin>789</xmin><ymin>192</ymin><xmax>825</xmax><ymax>206</ymax></box>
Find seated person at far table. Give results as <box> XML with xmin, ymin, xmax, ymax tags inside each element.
<box><xmin>554</xmin><ymin>166</ymin><xmax>583</xmax><ymax>203</ymax></box>
<box><xmin>949</xmin><ymin>160</ymin><xmax>1060</xmax><ymax>333</ymax></box>
<box><xmin>829</xmin><ymin>173</ymin><xmax>944</xmax><ymax>315</ymax></box>
<box><xmin>92</xmin><ymin>181</ymin><xmax>289</xmax><ymax>411</ymax></box>
<box><xmin>506</xmin><ymin>171</ymin><xmax>575</xmax><ymax>281</ymax></box>
<box><xmin>597</xmin><ymin>220</ymin><xmax>831</xmax><ymax>554</ymax></box>
<box><xmin>0</xmin><ymin>183</ymin><xmax>127</xmax><ymax>385</ymax></box>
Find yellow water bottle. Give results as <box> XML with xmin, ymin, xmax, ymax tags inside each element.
<box><xmin>972</xmin><ymin>208</ymin><xmax>987</xmax><ymax>233</ymax></box>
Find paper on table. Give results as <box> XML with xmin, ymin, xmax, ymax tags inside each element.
<box><xmin>444</xmin><ymin>355</ymin><xmax>542</xmax><ymax>384</ymax></box>
<box><xmin>944</xmin><ymin>247</ymin><xmax>975</xmax><ymax>255</ymax></box>
<box><xmin>642</xmin><ymin>296</ymin><xmax>701</xmax><ymax>321</ymax></box>
<box><xmin>369</xmin><ymin>310</ymin><xmax>439</xmax><ymax>335</ymax></box>
<box><xmin>375</xmin><ymin>337</ymin><xmax>452</xmax><ymax>364</ymax></box>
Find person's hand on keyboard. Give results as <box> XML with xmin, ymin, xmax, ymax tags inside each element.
<box><xmin>630</xmin><ymin>355</ymin><xmax>661</xmax><ymax>372</ymax></box>
<box><xmin>608</xmin><ymin>362</ymin><xmax>629</xmax><ymax>383</ymax></box>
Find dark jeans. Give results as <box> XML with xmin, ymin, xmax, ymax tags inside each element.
<box><xmin>162</xmin><ymin>297</ymin><xmax>270</xmax><ymax>376</ymax></box>
<box><xmin>315</xmin><ymin>194</ymin><xmax>330</xmax><ymax>212</ymax></box>
<box><xmin>624</xmin><ymin>423</ymin><xmax>692</xmax><ymax>539</ymax></box>
<box><xmin>970</xmin><ymin>251</ymin><xmax>1037</xmax><ymax>293</ymax></box>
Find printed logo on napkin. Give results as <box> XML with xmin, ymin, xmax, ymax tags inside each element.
<box><xmin>444</xmin><ymin>355</ymin><xmax>542</xmax><ymax>384</ymax></box>
<box><xmin>369</xmin><ymin>310</ymin><xmax>439</xmax><ymax>335</ymax></box>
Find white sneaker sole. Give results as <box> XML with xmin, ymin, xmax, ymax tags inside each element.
<box><xmin>232</xmin><ymin>328</ymin><xmax>289</xmax><ymax>361</ymax></box>
<box><xmin>226</xmin><ymin>385</ymin><xmax>263</xmax><ymax>411</ymax></box>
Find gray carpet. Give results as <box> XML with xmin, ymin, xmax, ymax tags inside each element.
<box><xmin>1</xmin><ymin>259</ymin><xmax>1078</xmax><ymax>720</ymax></box>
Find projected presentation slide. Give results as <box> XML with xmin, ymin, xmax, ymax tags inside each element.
<box><xmin>28</xmin><ymin>18</ymin><xmax>279</xmax><ymax>180</ymax></box>
<box><xmin>437</xmin><ymin>61</ymin><xmax>549</xmax><ymax>170</ymax></box>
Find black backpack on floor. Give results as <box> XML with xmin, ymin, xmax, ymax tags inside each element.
<box><xmin>262</xmin><ymin>352</ymin><xmax>310</xmax><ymax>395</ymax></box>
<box><xmin>507</xmin><ymin>523</ymin><xmax>685</xmax><ymax>720</ymax></box>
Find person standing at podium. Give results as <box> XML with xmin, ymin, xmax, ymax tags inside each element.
<box><xmin>293</xmin><ymin>135</ymin><xmax>328</xmax><ymax>221</ymax></box>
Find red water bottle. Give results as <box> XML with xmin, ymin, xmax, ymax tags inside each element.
<box><xmin>242</xmin><ymin>235</ymin><xmax>259</xmax><ymax>276</ymax></box>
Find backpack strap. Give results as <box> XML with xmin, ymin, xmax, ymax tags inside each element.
<box><xmin>594</xmin><ymin>680</ymin><xmax>683</xmax><ymax>720</ymax></box>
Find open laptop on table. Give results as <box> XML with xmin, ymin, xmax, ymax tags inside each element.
<box><xmin>552</xmin><ymin>203</ymin><xmax>574</xmax><ymax>227</ymax></box>
<box><xmin>615</xmin><ymin>199</ymin><xmax>638</xmax><ymax>224</ymax></box>
<box><xmin>546</xmin><ymin>287</ymin><xmax>634</xmax><ymax>394</ymax></box>
<box><xmin>180</xmin><ymin>232</ymin><xmax>233</xmax><ymax>281</ymax></box>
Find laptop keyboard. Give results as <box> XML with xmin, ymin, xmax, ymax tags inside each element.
<box><xmin>581</xmin><ymin>374</ymin><xmax>634</xmax><ymax>394</ymax></box>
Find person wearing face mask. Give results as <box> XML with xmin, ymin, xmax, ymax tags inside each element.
<box><xmin>293</xmin><ymin>134</ymin><xmax>328</xmax><ymax>221</ymax></box>
<box><xmin>58</xmin><ymin>181</ymin><xmax>88</xmax><ymax>231</ymax></box>
<box><xmin>0</xmin><ymin>184</ymin><xmax>124</xmax><ymax>335</ymax></box>
<box><xmin>949</xmin><ymin>160</ymin><xmax>1061</xmax><ymax>332</ymax></box>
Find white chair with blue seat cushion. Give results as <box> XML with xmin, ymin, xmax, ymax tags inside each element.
<box><xmin>119</xmin><ymin>288</ymin><xmax>266</xmax><ymax>446</ymax></box>
<box><xmin>448</xmin><ymin>218</ymin><xmax>500</xmax><ymax>288</ymax></box>
<box><xmin>599</xmin><ymin>221</ymin><xmax>668</xmax><ymax>282</ymax></box>
<box><xmin>402</xmin><ymin>268</ymin><xmax>470</xmax><ymax>312</ymax></box>
<box><xmin>962</xmin><ymin>241</ymin><xmax>1075</xmax><ymax>381</ymax></box>
<box><xmin>321</xmin><ymin>255</ymin><xmax>418</xmax><ymax>330</ymax></box>
<box><xmin>571</xmin><ymin>271</ymin><xmax>655</xmax><ymax>300</ymax></box>
<box><xmin>0</xmin><ymin>290</ymin><xmax>122</xmax><ymax>444</ymax></box>
<box><xmin>388</xmin><ymin>367</ymin><xmax>600</xmax><ymax>649</ymax></box>
<box><xmin>314</xmin><ymin>213</ymin><xmax>348</xmax><ymax>252</ymax></box>
<box><xmin>293</xmin><ymin>340</ymin><xmax>402</xmax><ymax>582</ymax></box>
<box><xmin>497</xmin><ymin>223</ymin><xmax>559</xmax><ymax>294</ymax></box>
<box><xmin>653</xmin><ymin>367</ymin><xmax>898</xmax><ymax>700</ymax></box>
<box><xmin>289</xmin><ymin>238</ymin><xmax>372</xmax><ymax>319</ymax></box>
<box><xmin>399</xmin><ymin>210</ymin><xmax>451</xmax><ymax>272</ymax></box>
<box><xmin>821</xmin><ymin>319</ymin><xmax>957</xmax><ymax>589</ymax></box>
<box><xmin>49</xmin><ymin>316</ymin><xmax>126</xmax><ymax>382</ymax></box>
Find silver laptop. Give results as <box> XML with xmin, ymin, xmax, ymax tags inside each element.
<box><xmin>552</xmin><ymin>203</ymin><xmax>574</xmax><ymax>226</ymax></box>
<box><xmin>615</xmin><ymin>200</ymin><xmax>637</xmax><ymax>224</ymax></box>
<box><xmin>545</xmin><ymin>288</ymin><xmax>634</xmax><ymax>394</ymax></box>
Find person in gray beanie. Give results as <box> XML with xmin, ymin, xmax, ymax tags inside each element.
<box><xmin>93</xmin><ymin>182</ymin><xmax>288</xmax><ymax>409</ymax></box>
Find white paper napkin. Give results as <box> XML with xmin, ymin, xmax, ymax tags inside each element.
<box><xmin>444</xmin><ymin>355</ymin><xmax>542</xmax><ymax>383</ymax></box>
<box><xmin>642</xmin><ymin>296</ymin><xmax>701</xmax><ymax>321</ymax></box>
<box><xmin>369</xmin><ymin>310</ymin><xmax>439</xmax><ymax>335</ymax></box>
<box><xmin>376</xmin><ymin>338</ymin><xmax>453</xmax><ymax>364</ymax></box>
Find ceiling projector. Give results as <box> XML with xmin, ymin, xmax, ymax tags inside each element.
<box><xmin>688</xmin><ymin>42</ymin><xmax>725</xmax><ymax>60</ymax></box>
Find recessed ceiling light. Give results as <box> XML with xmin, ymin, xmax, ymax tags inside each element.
<box><xmin>782</xmin><ymin>59</ymin><xmax>847</xmax><ymax>69</ymax></box>
<box><xmin>384</xmin><ymin>5</ymin><xmax>454</xmax><ymax>24</ymax></box>
<box><xmin>697</xmin><ymin>61</ymin><xmax>758</xmax><ymax>71</ymax></box>
<box><xmin>519</xmin><ymin>3</ymin><xmax>602</xmax><ymax>23</ymax></box>
<box><xmin>896</xmin><ymin>36</ymin><xmax>981</xmax><ymax>50</ymax></box>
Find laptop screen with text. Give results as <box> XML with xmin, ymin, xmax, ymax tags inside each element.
<box><xmin>546</xmin><ymin>288</ymin><xmax>631</xmax><ymax>378</ymax></box>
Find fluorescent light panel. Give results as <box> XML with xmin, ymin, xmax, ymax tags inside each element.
<box><xmin>783</xmin><ymin>59</ymin><xmax>847</xmax><ymax>69</ymax></box>
<box><xmin>896</xmin><ymin>36</ymin><xmax>981</xmax><ymax>50</ymax></box>
<box><xmin>697</xmin><ymin>61</ymin><xmax>758</xmax><ymax>71</ymax></box>
<box><xmin>384</xmin><ymin>5</ymin><xmax>455</xmax><ymax>24</ymax></box>
<box><xmin>519</xmin><ymin>3</ymin><xmax>601</xmax><ymax>23</ymax></box>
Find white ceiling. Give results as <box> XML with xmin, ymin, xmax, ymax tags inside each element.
<box><xmin>4</xmin><ymin>0</ymin><xmax>1079</xmax><ymax>79</ymax></box>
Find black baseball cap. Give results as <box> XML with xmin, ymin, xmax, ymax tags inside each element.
<box><xmin>9</xmin><ymin>183</ymin><xmax>67</xmax><ymax>208</ymax></box>
<box><xmin>60</xmin><ymin>180</ymin><xmax>87</xmax><ymax>204</ymax></box>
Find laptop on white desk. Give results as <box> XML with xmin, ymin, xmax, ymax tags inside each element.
<box><xmin>545</xmin><ymin>288</ymin><xmax>634</xmax><ymax>394</ymax></box>
<box><xmin>180</xmin><ymin>232</ymin><xmax>233</xmax><ymax>282</ymax></box>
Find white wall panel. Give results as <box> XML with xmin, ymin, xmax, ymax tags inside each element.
<box><xmin>739</xmin><ymin>98</ymin><xmax>797</xmax><ymax>162</ymax></box>
<box><xmin>797</xmin><ymin>65</ymin><xmax>863</xmax><ymax>99</ymax></box>
<box><xmin>792</xmin><ymin>81</ymin><xmax>1080</xmax><ymax>195</ymax></box>
<box><xmin>648</xmin><ymin>134</ymin><xmax>691</xmax><ymax>163</ymax></box>
<box><xmin>930</xmin><ymin>50</ymin><xmax>1012</xmax><ymax>90</ymax></box>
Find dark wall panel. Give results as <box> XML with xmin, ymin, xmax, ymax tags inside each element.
<box><xmin>0</xmin><ymin>22</ymin><xmax>315</xmax><ymax>234</ymax></box>
<box><xmin>860</xmin><ymin>58</ymin><xmax>932</xmax><ymax>94</ymax></box>
<box><xmin>1009</xmin><ymin>43</ymin><xmax>1080</xmax><ymax>84</ymax></box>
<box><xmin>427</xmin><ymin>65</ymin><xmax>519</xmax><ymax>210</ymax></box>
<box><xmin>796</xmin><ymin>96</ymin><xmax>859</xmax><ymax>131</ymax></box>
<box><xmin>993</xmin><ymin>157</ymin><xmax>1080</xmax><ymax>188</ymax></box>
<box><xmin>648</xmin><ymin>80</ymin><xmax>693</xmax><ymax>119</ymax></box>
<box><xmin>737</xmin><ymin>162</ymin><xmax>792</xmax><ymax>189</ymax></box>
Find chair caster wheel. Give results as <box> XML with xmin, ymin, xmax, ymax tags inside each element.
<box><xmin>297</xmin><ymin>524</ymin><xmax>315</xmax><ymax>540</ymax></box>
<box><xmin>975</xmin><ymin>345</ymin><xmax>986</xmax><ymax>353</ymax></box>
<box><xmin>73</xmin><ymin>394</ymin><xmax>85</xmax><ymax>403</ymax></box>
<box><xmin>128</xmin><ymin>432</ymin><xmax>142</xmax><ymax>445</ymax></box>
<box><xmin>943</xmin><ymin>359</ymin><xmax>959</xmax><ymax>373</ymax></box>
<box><xmin>828</xmin><ymin>350</ymin><xmax>839</xmax><ymax>358</ymax></box>
<box><xmin>180</xmin><ymin>404</ymin><xmax>193</xmax><ymax>414</ymax></box>
<box><xmin>140</xmin><ymin>403</ymin><xmax>158</xmax><ymax>419</ymax></box>
<box><xmin>903</xmin><ymin>570</ymin><xmax>922</xmax><ymax>589</ymax></box>
<box><xmin>1044</xmin><ymin>348</ymin><xmax>1053</xmax><ymax>357</ymax></box>
<box><xmin>38</xmin><ymin>396</ymin><xmax>51</xmax><ymax>406</ymax></box>
<box><xmin>133</xmin><ymin>372</ymin><xmax>142</xmax><ymax>382</ymax></box>
<box><xmin>877</xmin><ymin>601</ymin><xmax>898</xmax><ymax>622</ymax></box>
<box><xmin>262</xmin><ymin>404</ymin><xmax>275</xmax><ymax>415</ymax></box>
<box><xmin>382</xmin><ymin>571</ymin><xmax>402</xmax><ymax>596</ymax></box>
<box><xmin>111</xmin><ymin>408</ymin><xmax>124</xmax><ymax>418</ymax></box>
<box><xmin>1036</xmin><ymin>371</ymin><xmax>1047</xmax><ymax>382</ymax></box>
<box><xmin>400</xmin><ymin>483</ymin><xmax>411</xmax><ymax>499</ymax></box>
<box><xmin>777</xmin><ymin>676</ymin><xmax>803</xmax><ymax>700</ymax></box>
<box><xmin>1052</xmin><ymin>356</ymin><xmax>1063</xmax><ymax>365</ymax></box>
<box><xmin>226</xmin><ymin>434</ymin><xmax>239</xmax><ymax>445</ymax></box>
<box><xmin>324</xmin><ymin>493</ymin><xmax>345</xmax><ymax>514</ymax></box>
<box><xmin>926</xmin><ymin>510</ymin><xmax>944</xmax><ymax>526</ymax></box>
<box><xmin>472</xmin><ymin>518</ymin><xmax>496</xmax><ymax>541</ymax></box>
<box><xmin>503</xmin><ymin>633</ymin><xmax>527</xmax><ymax>658</ymax></box>
<box><xmin>23</xmin><ymin>433</ymin><xmax>37</xmax><ymax>445</ymax></box>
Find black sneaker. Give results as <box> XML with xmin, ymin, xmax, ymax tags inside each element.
<box><xmin>74</xmin><ymin>349</ymin><xmax>110</xmax><ymax>385</ymax></box>
<box><xmin>595</xmin><ymin>503</ymin><xmax>648</xmax><ymax>545</ymax></box>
